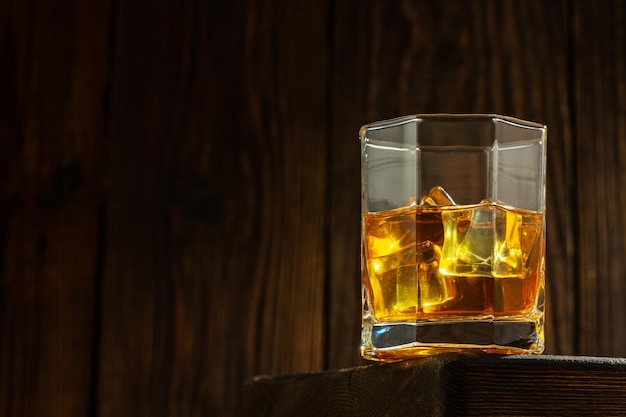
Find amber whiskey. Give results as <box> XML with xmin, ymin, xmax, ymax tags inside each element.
<box><xmin>361</xmin><ymin>191</ymin><xmax>545</xmax><ymax>359</ymax></box>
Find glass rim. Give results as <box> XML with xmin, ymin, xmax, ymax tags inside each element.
<box><xmin>360</xmin><ymin>113</ymin><xmax>546</xmax><ymax>140</ymax></box>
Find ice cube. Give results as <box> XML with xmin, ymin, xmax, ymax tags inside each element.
<box><xmin>419</xmin><ymin>259</ymin><xmax>446</xmax><ymax>307</ymax></box>
<box><xmin>366</xmin><ymin>245</ymin><xmax>417</xmax><ymax>319</ymax></box>
<box><xmin>365</xmin><ymin>209</ymin><xmax>416</xmax><ymax>259</ymax></box>
<box><xmin>439</xmin><ymin>203</ymin><xmax>494</xmax><ymax>276</ymax></box>
<box><xmin>457</xmin><ymin>205</ymin><xmax>494</xmax><ymax>273</ymax></box>
<box><xmin>396</xmin><ymin>264</ymin><xmax>418</xmax><ymax>314</ymax></box>
<box><xmin>419</xmin><ymin>186</ymin><xmax>456</xmax><ymax>207</ymax></box>
<box><xmin>493</xmin><ymin>206</ymin><xmax>524</xmax><ymax>277</ymax></box>
<box><xmin>439</xmin><ymin>207</ymin><xmax>469</xmax><ymax>275</ymax></box>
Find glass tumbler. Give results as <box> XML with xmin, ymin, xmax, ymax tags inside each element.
<box><xmin>360</xmin><ymin>114</ymin><xmax>546</xmax><ymax>360</ymax></box>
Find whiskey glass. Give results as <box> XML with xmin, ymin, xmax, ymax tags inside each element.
<box><xmin>360</xmin><ymin>114</ymin><xmax>546</xmax><ymax>360</ymax></box>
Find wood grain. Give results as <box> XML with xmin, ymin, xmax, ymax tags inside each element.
<box><xmin>97</xmin><ymin>1</ymin><xmax>252</xmax><ymax>416</ymax></box>
<box><xmin>244</xmin><ymin>354</ymin><xmax>626</xmax><ymax>417</ymax></box>
<box><xmin>0</xmin><ymin>0</ymin><xmax>108</xmax><ymax>416</ymax></box>
<box><xmin>572</xmin><ymin>0</ymin><xmax>626</xmax><ymax>357</ymax></box>
<box><xmin>0</xmin><ymin>1</ymin><xmax>625</xmax><ymax>416</ymax></box>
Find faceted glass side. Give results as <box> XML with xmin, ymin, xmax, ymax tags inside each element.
<box><xmin>360</xmin><ymin>114</ymin><xmax>546</xmax><ymax>360</ymax></box>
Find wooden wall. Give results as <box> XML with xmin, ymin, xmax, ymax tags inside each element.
<box><xmin>1</xmin><ymin>0</ymin><xmax>625</xmax><ymax>416</ymax></box>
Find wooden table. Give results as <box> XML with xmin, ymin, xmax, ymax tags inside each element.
<box><xmin>244</xmin><ymin>354</ymin><xmax>626</xmax><ymax>416</ymax></box>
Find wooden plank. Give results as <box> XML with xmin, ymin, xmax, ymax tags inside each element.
<box><xmin>326</xmin><ymin>1</ymin><xmax>370</xmax><ymax>370</ymax></box>
<box><xmin>238</xmin><ymin>0</ymin><xmax>329</xmax><ymax>381</ymax></box>
<box><xmin>243</xmin><ymin>354</ymin><xmax>626</xmax><ymax>417</ymax></box>
<box><xmin>98</xmin><ymin>1</ymin><xmax>215</xmax><ymax>416</ymax></box>
<box><xmin>99</xmin><ymin>0</ymin><xmax>329</xmax><ymax>416</ymax></box>
<box><xmin>0</xmin><ymin>0</ymin><xmax>109</xmax><ymax>415</ymax></box>
<box><xmin>572</xmin><ymin>0</ymin><xmax>626</xmax><ymax>356</ymax></box>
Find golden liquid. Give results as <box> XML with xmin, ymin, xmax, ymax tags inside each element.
<box><xmin>363</xmin><ymin>202</ymin><xmax>543</xmax><ymax>322</ymax></box>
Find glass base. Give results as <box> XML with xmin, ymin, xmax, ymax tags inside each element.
<box><xmin>361</xmin><ymin>319</ymin><xmax>544</xmax><ymax>361</ymax></box>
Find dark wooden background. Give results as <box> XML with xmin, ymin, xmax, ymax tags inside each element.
<box><xmin>1</xmin><ymin>0</ymin><xmax>625</xmax><ymax>416</ymax></box>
